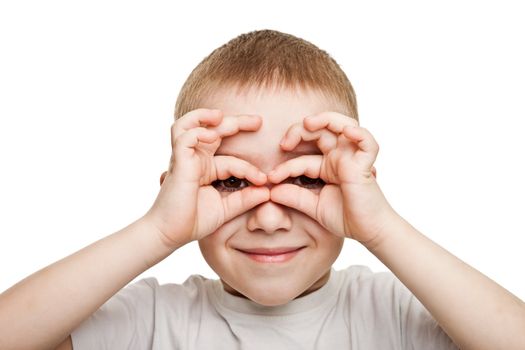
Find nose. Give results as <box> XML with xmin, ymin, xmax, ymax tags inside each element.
<box><xmin>247</xmin><ymin>200</ymin><xmax>292</xmax><ymax>234</ymax></box>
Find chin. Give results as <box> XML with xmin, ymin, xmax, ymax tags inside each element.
<box><xmin>240</xmin><ymin>282</ymin><xmax>306</xmax><ymax>307</ymax></box>
<box><xmin>249</xmin><ymin>293</ymin><xmax>296</xmax><ymax>307</ymax></box>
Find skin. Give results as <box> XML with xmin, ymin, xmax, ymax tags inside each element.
<box><xmin>1</xmin><ymin>84</ymin><xmax>524</xmax><ymax>350</ymax></box>
<box><xmin>159</xmin><ymin>84</ymin><xmax>525</xmax><ymax>349</ymax></box>
<box><xmin>194</xmin><ymin>86</ymin><xmax>348</xmax><ymax>306</ymax></box>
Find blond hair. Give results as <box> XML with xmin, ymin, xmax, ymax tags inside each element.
<box><xmin>174</xmin><ymin>29</ymin><xmax>358</xmax><ymax>121</ymax></box>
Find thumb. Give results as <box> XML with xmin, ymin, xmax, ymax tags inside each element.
<box><xmin>222</xmin><ymin>187</ymin><xmax>270</xmax><ymax>222</ymax></box>
<box><xmin>270</xmin><ymin>184</ymin><xmax>318</xmax><ymax>220</ymax></box>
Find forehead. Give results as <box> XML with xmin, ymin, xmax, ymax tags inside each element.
<box><xmin>200</xmin><ymin>86</ymin><xmax>345</xmax><ymax>168</ymax></box>
<box><xmin>202</xmin><ymin>85</ymin><xmax>344</xmax><ymax>121</ymax></box>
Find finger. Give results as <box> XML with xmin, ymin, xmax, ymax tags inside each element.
<box><xmin>172</xmin><ymin>109</ymin><xmax>224</xmax><ymax>147</ymax></box>
<box><xmin>280</xmin><ymin>122</ymin><xmax>337</xmax><ymax>154</ymax></box>
<box><xmin>173</xmin><ymin>127</ymin><xmax>219</xmax><ymax>158</ymax></box>
<box><xmin>222</xmin><ymin>186</ymin><xmax>270</xmax><ymax>222</ymax></box>
<box><xmin>213</xmin><ymin>155</ymin><xmax>267</xmax><ymax>185</ymax></box>
<box><xmin>270</xmin><ymin>184</ymin><xmax>318</xmax><ymax>219</ymax></box>
<box><xmin>342</xmin><ymin>126</ymin><xmax>380</xmax><ymax>157</ymax></box>
<box><xmin>303</xmin><ymin>111</ymin><xmax>359</xmax><ymax>134</ymax></box>
<box><xmin>208</xmin><ymin>114</ymin><xmax>262</xmax><ymax>138</ymax></box>
<box><xmin>267</xmin><ymin>155</ymin><xmax>323</xmax><ymax>184</ymax></box>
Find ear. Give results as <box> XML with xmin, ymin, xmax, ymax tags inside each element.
<box><xmin>371</xmin><ymin>166</ymin><xmax>377</xmax><ymax>178</ymax></box>
<box><xmin>160</xmin><ymin>171</ymin><xmax>168</xmax><ymax>186</ymax></box>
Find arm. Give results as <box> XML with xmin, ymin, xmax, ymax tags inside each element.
<box><xmin>0</xmin><ymin>217</ymin><xmax>175</xmax><ymax>350</ymax></box>
<box><xmin>0</xmin><ymin>109</ymin><xmax>267</xmax><ymax>350</ymax></box>
<box><xmin>365</xmin><ymin>212</ymin><xmax>525</xmax><ymax>350</ymax></box>
<box><xmin>268</xmin><ymin>111</ymin><xmax>525</xmax><ymax>349</ymax></box>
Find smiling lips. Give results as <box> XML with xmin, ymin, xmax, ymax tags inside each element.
<box><xmin>236</xmin><ymin>246</ymin><xmax>305</xmax><ymax>263</ymax></box>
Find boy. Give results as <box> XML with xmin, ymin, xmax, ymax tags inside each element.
<box><xmin>1</xmin><ymin>29</ymin><xmax>524</xmax><ymax>349</ymax></box>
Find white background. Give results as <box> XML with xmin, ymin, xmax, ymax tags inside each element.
<box><xmin>1</xmin><ymin>1</ymin><xmax>524</xmax><ymax>299</ymax></box>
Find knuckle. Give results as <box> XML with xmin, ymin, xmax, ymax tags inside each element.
<box><xmin>220</xmin><ymin>116</ymin><xmax>237</xmax><ymax>129</ymax></box>
<box><xmin>305</xmin><ymin>167</ymin><xmax>317</xmax><ymax>178</ymax></box>
<box><xmin>289</xmin><ymin>122</ymin><xmax>304</xmax><ymax>135</ymax></box>
<box><xmin>212</xmin><ymin>117</ymin><xmax>235</xmax><ymax>136</ymax></box>
<box><xmin>173</xmin><ymin>127</ymin><xmax>200</xmax><ymax>146</ymax></box>
<box><xmin>172</xmin><ymin>132</ymin><xmax>187</xmax><ymax>148</ymax></box>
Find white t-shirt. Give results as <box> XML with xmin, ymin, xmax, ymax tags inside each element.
<box><xmin>71</xmin><ymin>265</ymin><xmax>458</xmax><ymax>349</ymax></box>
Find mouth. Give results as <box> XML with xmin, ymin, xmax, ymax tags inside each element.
<box><xmin>235</xmin><ymin>246</ymin><xmax>306</xmax><ymax>263</ymax></box>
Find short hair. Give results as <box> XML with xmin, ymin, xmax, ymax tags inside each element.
<box><xmin>174</xmin><ymin>29</ymin><xmax>358</xmax><ymax>121</ymax></box>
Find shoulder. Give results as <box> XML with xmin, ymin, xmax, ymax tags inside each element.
<box><xmin>127</xmin><ymin>273</ymin><xmax>212</xmax><ymax>291</ymax></box>
<box><xmin>77</xmin><ymin>274</ymin><xmax>215</xmax><ymax>321</ymax></box>
<box><xmin>336</xmin><ymin>265</ymin><xmax>414</xmax><ymax>310</ymax></box>
<box><xmin>336</xmin><ymin>265</ymin><xmax>416</xmax><ymax>334</ymax></box>
<box><xmin>138</xmin><ymin>274</ymin><xmax>213</xmax><ymax>297</ymax></box>
<box><xmin>335</xmin><ymin>265</ymin><xmax>457</xmax><ymax>349</ymax></box>
<box><xmin>131</xmin><ymin>274</ymin><xmax>216</xmax><ymax>313</ymax></box>
<box><xmin>71</xmin><ymin>274</ymin><xmax>217</xmax><ymax>349</ymax></box>
<box><xmin>337</xmin><ymin>265</ymin><xmax>405</xmax><ymax>293</ymax></box>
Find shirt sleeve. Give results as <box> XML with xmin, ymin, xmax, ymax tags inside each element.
<box><xmin>401</xmin><ymin>292</ymin><xmax>459</xmax><ymax>350</ymax></box>
<box><xmin>346</xmin><ymin>267</ymin><xmax>459</xmax><ymax>349</ymax></box>
<box><xmin>71</xmin><ymin>277</ymin><xmax>158</xmax><ymax>350</ymax></box>
<box><xmin>388</xmin><ymin>273</ymin><xmax>459</xmax><ymax>350</ymax></box>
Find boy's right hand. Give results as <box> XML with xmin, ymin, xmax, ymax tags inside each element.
<box><xmin>144</xmin><ymin>108</ymin><xmax>269</xmax><ymax>249</ymax></box>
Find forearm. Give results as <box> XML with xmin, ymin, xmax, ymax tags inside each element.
<box><xmin>367</xmin><ymin>213</ymin><xmax>525</xmax><ymax>350</ymax></box>
<box><xmin>0</xmin><ymin>216</ymin><xmax>175</xmax><ymax>350</ymax></box>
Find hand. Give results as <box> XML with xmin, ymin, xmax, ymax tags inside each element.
<box><xmin>268</xmin><ymin>111</ymin><xmax>395</xmax><ymax>246</ymax></box>
<box><xmin>145</xmin><ymin>109</ymin><xmax>270</xmax><ymax>249</ymax></box>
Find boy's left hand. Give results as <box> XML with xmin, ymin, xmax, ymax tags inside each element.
<box><xmin>268</xmin><ymin>112</ymin><xmax>396</xmax><ymax>246</ymax></box>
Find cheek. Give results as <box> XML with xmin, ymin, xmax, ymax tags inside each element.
<box><xmin>316</xmin><ymin>230</ymin><xmax>344</xmax><ymax>258</ymax></box>
<box><xmin>295</xmin><ymin>214</ymin><xmax>344</xmax><ymax>256</ymax></box>
<box><xmin>295</xmin><ymin>213</ymin><xmax>335</xmax><ymax>239</ymax></box>
<box><xmin>198</xmin><ymin>216</ymin><xmax>243</xmax><ymax>260</ymax></box>
<box><xmin>326</xmin><ymin>235</ymin><xmax>345</xmax><ymax>260</ymax></box>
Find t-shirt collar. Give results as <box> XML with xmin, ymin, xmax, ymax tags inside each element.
<box><xmin>210</xmin><ymin>268</ymin><xmax>339</xmax><ymax>316</ymax></box>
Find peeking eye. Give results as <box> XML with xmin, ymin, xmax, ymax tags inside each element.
<box><xmin>212</xmin><ymin>175</ymin><xmax>325</xmax><ymax>192</ymax></box>
<box><xmin>212</xmin><ymin>176</ymin><xmax>250</xmax><ymax>192</ymax></box>
<box><xmin>291</xmin><ymin>175</ymin><xmax>325</xmax><ymax>189</ymax></box>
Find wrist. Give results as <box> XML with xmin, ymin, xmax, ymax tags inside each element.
<box><xmin>361</xmin><ymin>209</ymin><xmax>405</xmax><ymax>252</ymax></box>
<box><xmin>135</xmin><ymin>215</ymin><xmax>182</xmax><ymax>268</ymax></box>
<box><xmin>142</xmin><ymin>207</ymin><xmax>191</xmax><ymax>246</ymax></box>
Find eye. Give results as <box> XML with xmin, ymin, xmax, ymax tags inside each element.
<box><xmin>212</xmin><ymin>176</ymin><xmax>250</xmax><ymax>192</ymax></box>
<box><xmin>291</xmin><ymin>175</ymin><xmax>325</xmax><ymax>189</ymax></box>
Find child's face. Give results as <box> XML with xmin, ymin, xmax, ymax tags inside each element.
<box><xmin>198</xmin><ymin>86</ymin><xmax>346</xmax><ymax>306</ymax></box>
